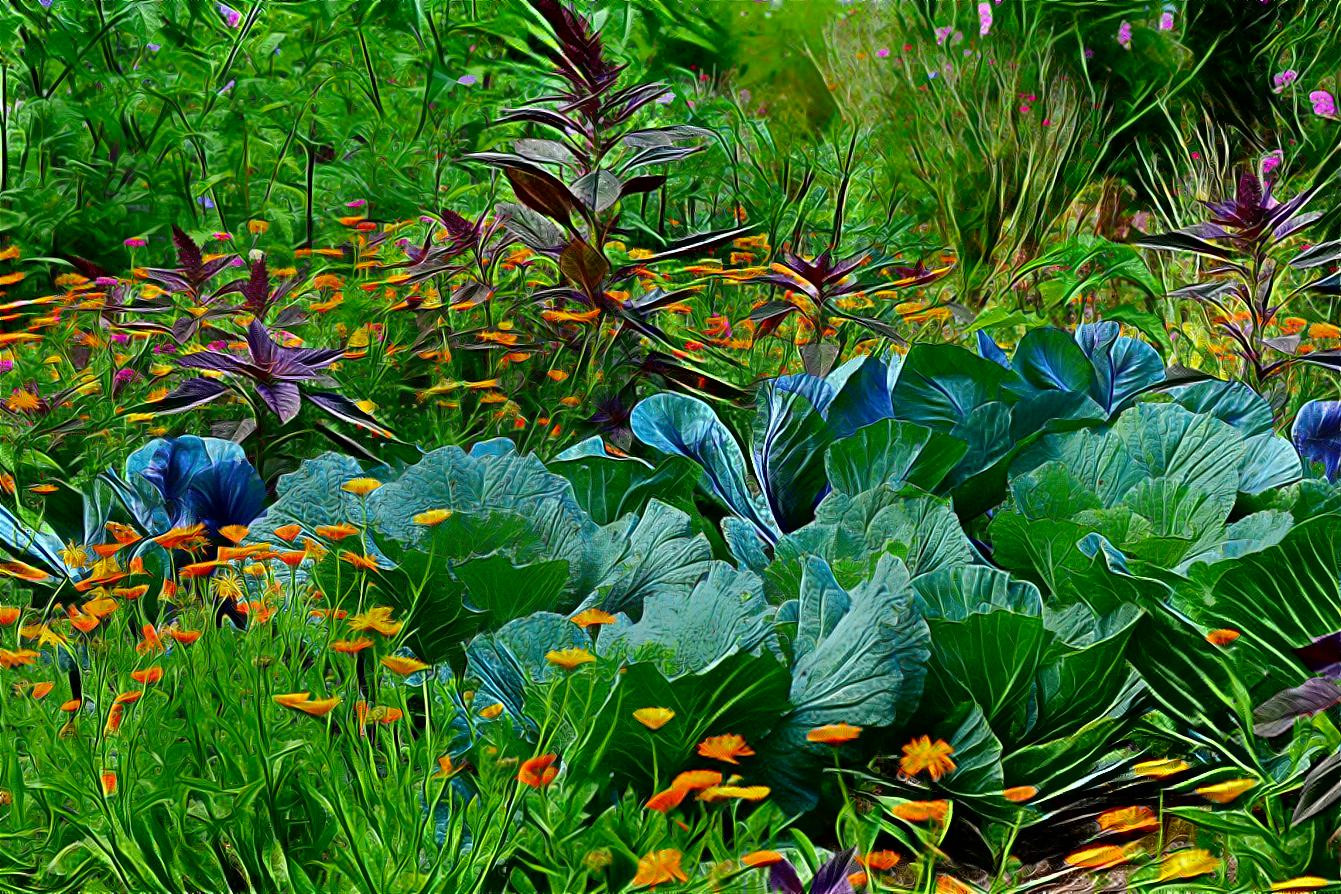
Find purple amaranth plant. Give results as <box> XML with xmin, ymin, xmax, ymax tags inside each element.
<box><xmin>151</xmin><ymin>320</ymin><xmax>392</xmax><ymax>458</ymax></box>
<box><xmin>1137</xmin><ymin>170</ymin><xmax>1341</xmax><ymax>388</ymax></box>
<box><xmin>769</xmin><ymin>849</ymin><xmax>858</xmax><ymax>894</ymax></box>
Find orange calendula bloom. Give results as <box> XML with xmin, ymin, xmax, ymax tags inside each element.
<box><xmin>0</xmin><ymin>606</ymin><xmax>19</xmax><ymax>626</ymax></box>
<box><xmin>0</xmin><ymin>649</ymin><xmax>39</xmax><ymax>669</ymax></box>
<box><xmin>697</xmin><ymin>734</ymin><xmax>755</xmax><ymax>764</ymax></box>
<box><xmin>888</xmin><ymin>799</ymin><xmax>949</xmax><ymax>823</ymax></box>
<box><xmin>1002</xmin><ymin>785</ymin><xmax>1037</xmax><ymax>803</ymax></box>
<box><xmin>545</xmin><ymin>648</ymin><xmax>595</xmax><ymax>671</ymax></box>
<box><xmin>518</xmin><ymin>753</ymin><xmax>559</xmax><ymax>788</ymax></box>
<box><xmin>934</xmin><ymin>876</ymin><xmax>973</xmax><ymax>894</ymax></box>
<box><xmin>631</xmin><ymin>849</ymin><xmax>687</xmax><ymax>889</ymax></box>
<box><xmin>131</xmin><ymin>666</ymin><xmax>163</xmax><ymax>685</ymax></box>
<box><xmin>168</xmin><ymin>628</ymin><xmax>201</xmax><ymax>646</ymax></box>
<box><xmin>741</xmin><ymin>850</ymin><xmax>784</xmax><ymax>868</ymax></box>
<box><xmin>315</xmin><ymin>522</ymin><xmax>360</xmax><ymax>541</ymax></box>
<box><xmin>1205</xmin><ymin>628</ymin><xmax>1240</xmax><ymax>646</ymax></box>
<box><xmin>100</xmin><ymin>771</ymin><xmax>117</xmax><ymax>796</ymax></box>
<box><xmin>672</xmin><ymin>769</ymin><xmax>723</xmax><ymax>791</ymax></box>
<box><xmin>332</xmin><ymin>638</ymin><xmax>374</xmax><ymax>654</ymax></box>
<box><xmin>1133</xmin><ymin>758</ymin><xmax>1190</xmax><ymax>778</ymax></box>
<box><xmin>1196</xmin><ymin>777</ymin><xmax>1257</xmax><ymax>803</ymax></box>
<box><xmin>273</xmin><ymin>523</ymin><xmax>303</xmax><ymax>542</ymax></box>
<box><xmin>479</xmin><ymin>702</ymin><xmax>504</xmax><ymax>719</ymax></box>
<box><xmin>273</xmin><ymin>693</ymin><xmax>341</xmax><ymax>717</ymax></box>
<box><xmin>900</xmin><ymin>735</ymin><xmax>956</xmax><ymax>780</ymax></box>
<box><xmin>633</xmin><ymin>707</ymin><xmax>675</xmax><ymax>730</ymax></box>
<box><xmin>153</xmin><ymin>523</ymin><xmax>208</xmax><ymax>550</ymax></box>
<box><xmin>0</xmin><ymin>560</ymin><xmax>50</xmax><ymax>583</ymax></box>
<box><xmin>413</xmin><ymin>509</ymin><xmax>452</xmax><ymax>526</ymax></box>
<box><xmin>1157</xmin><ymin>848</ymin><xmax>1220</xmax><ymax>881</ymax></box>
<box><xmin>217</xmin><ymin>524</ymin><xmax>250</xmax><ymax>544</ymax></box>
<box><xmin>381</xmin><ymin>655</ymin><xmax>430</xmax><ymax>675</ymax></box>
<box><xmin>646</xmin><ymin>786</ymin><xmax>689</xmax><ymax>813</ymax></box>
<box><xmin>340</xmin><ymin>551</ymin><xmax>380</xmax><ymax>571</ymax></box>
<box><xmin>570</xmin><ymin>608</ymin><xmax>616</xmax><ymax>628</ymax></box>
<box><xmin>115</xmin><ymin>690</ymin><xmax>143</xmax><ymax>706</ymax></box>
<box><xmin>1064</xmin><ymin>844</ymin><xmax>1131</xmax><ymax>870</ymax></box>
<box><xmin>60</xmin><ymin>699</ymin><xmax>83</xmax><ymax>712</ymax></box>
<box><xmin>1097</xmin><ymin>805</ymin><xmax>1158</xmax><ymax>834</ymax></box>
<box><xmin>697</xmin><ymin>784</ymin><xmax>770</xmax><ymax>803</ymax></box>
<box><xmin>806</xmin><ymin>722</ymin><xmax>862</xmax><ymax>745</ymax></box>
<box><xmin>30</xmin><ymin>681</ymin><xmax>53</xmax><ymax>699</ymax></box>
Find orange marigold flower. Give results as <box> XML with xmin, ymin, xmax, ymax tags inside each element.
<box><xmin>381</xmin><ymin>655</ymin><xmax>430</xmax><ymax>675</ymax></box>
<box><xmin>697</xmin><ymin>784</ymin><xmax>770</xmax><ymax>803</ymax></box>
<box><xmin>1065</xmin><ymin>844</ymin><xmax>1131</xmax><ymax>870</ymax></box>
<box><xmin>413</xmin><ymin>509</ymin><xmax>452</xmax><ymax>526</ymax></box>
<box><xmin>131</xmin><ymin>666</ymin><xmax>163</xmax><ymax>685</ymax></box>
<box><xmin>479</xmin><ymin>702</ymin><xmax>504</xmax><ymax>720</ymax></box>
<box><xmin>348</xmin><ymin>606</ymin><xmax>402</xmax><ymax>637</ymax></box>
<box><xmin>671</xmin><ymin>769</ymin><xmax>722</xmax><ymax>791</ymax></box>
<box><xmin>0</xmin><ymin>649</ymin><xmax>39</xmax><ymax>669</ymax></box>
<box><xmin>742</xmin><ymin>850</ymin><xmax>784</xmax><ymax>868</ymax></box>
<box><xmin>888</xmin><ymin>799</ymin><xmax>949</xmax><ymax>823</ymax></box>
<box><xmin>341</xmin><ymin>477</ymin><xmax>382</xmax><ymax>496</ymax></box>
<box><xmin>697</xmin><ymin>733</ymin><xmax>755</xmax><ymax>764</ymax></box>
<box><xmin>1205</xmin><ymin>628</ymin><xmax>1240</xmax><ymax>646</ymax></box>
<box><xmin>1308</xmin><ymin>322</ymin><xmax>1341</xmax><ymax>340</ymax></box>
<box><xmin>114</xmin><ymin>690</ymin><xmax>143</xmax><ymax>705</ymax></box>
<box><xmin>518</xmin><ymin>753</ymin><xmax>559</xmax><ymax>788</ymax></box>
<box><xmin>806</xmin><ymin>722</ymin><xmax>861</xmax><ymax>745</ymax></box>
<box><xmin>0</xmin><ymin>606</ymin><xmax>21</xmax><ymax>626</ymax></box>
<box><xmin>273</xmin><ymin>692</ymin><xmax>341</xmax><ymax>717</ymax></box>
<box><xmin>340</xmin><ymin>551</ymin><xmax>380</xmax><ymax>571</ymax></box>
<box><xmin>900</xmin><ymin>735</ymin><xmax>956</xmax><ymax>780</ymax></box>
<box><xmin>1132</xmin><ymin>758</ymin><xmax>1190</xmax><ymax>778</ymax></box>
<box><xmin>570</xmin><ymin>608</ymin><xmax>616</xmax><ymax>628</ymax></box>
<box><xmin>1002</xmin><ymin>785</ymin><xmax>1037</xmax><ymax>803</ymax></box>
<box><xmin>60</xmin><ymin>698</ymin><xmax>82</xmax><ymax>712</ymax></box>
<box><xmin>30</xmin><ymin>681</ymin><xmax>53</xmax><ymax>699</ymax></box>
<box><xmin>217</xmin><ymin>524</ymin><xmax>250</xmax><ymax>544</ymax></box>
<box><xmin>646</xmin><ymin>786</ymin><xmax>689</xmax><ymax>813</ymax></box>
<box><xmin>168</xmin><ymin>628</ymin><xmax>201</xmax><ymax>646</ymax></box>
<box><xmin>315</xmin><ymin>522</ymin><xmax>360</xmax><ymax>541</ymax></box>
<box><xmin>857</xmin><ymin>850</ymin><xmax>901</xmax><ymax>871</ymax></box>
<box><xmin>332</xmin><ymin>638</ymin><xmax>374</xmax><ymax>654</ymax></box>
<box><xmin>273</xmin><ymin>523</ymin><xmax>303</xmax><ymax>542</ymax></box>
<box><xmin>100</xmin><ymin>771</ymin><xmax>117</xmax><ymax>796</ymax></box>
<box><xmin>1097</xmin><ymin>805</ymin><xmax>1158</xmax><ymax>834</ymax></box>
<box><xmin>631</xmin><ymin>849</ymin><xmax>687</xmax><ymax>889</ymax></box>
<box><xmin>935</xmin><ymin>876</ymin><xmax>973</xmax><ymax>894</ymax></box>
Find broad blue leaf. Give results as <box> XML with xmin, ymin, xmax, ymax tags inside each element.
<box><xmin>1075</xmin><ymin>321</ymin><xmax>1164</xmax><ymax>413</ymax></box>
<box><xmin>1294</xmin><ymin>400</ymin><xmax>1341</xmax><ymax>481</ymax></box>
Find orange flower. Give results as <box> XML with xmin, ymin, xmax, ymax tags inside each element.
<box><xmin>412</xmin><ymin>509</ymin><xmax>452</xmax><ymax>526</ymax></box>
<box><xmin>479</xmin><ymin>702</ymin><xmax>504</xmax><ymax>720</ymax></box>
<box><xmin>60</xmin><ymin>699</ymin><xmax>82</xmax><ymax>712</ymax></box>
<box><xmin>741</xmin><ymin>850</ymin><xmax>784</xmax><ymax>868</ymax></box>
<box><xmin>1133</xmin><ymin>758</ymin><xmax>1190</xmax><ymax>778</ymax></box>
<box><xmin>341</xmin><ymin>477</ymin><xmax>382</xmax><ymax>496</ymax></box>
<box><xmin>697</xmin><ymin>734</ymin><xmax>755</xmax><ymax>764</ymax></box>
<box><xmin>340</xmin><ymin>551</ymin><xmax>380</xmax><ymax>571</ymax></box>
<box><xmin>114</xmin><ymin>690</ymin><xmax>143</xmax><ymax>705</ymax></box>
<box><xmin>0</xmin><ymin>649</ymin><xmax>39</xmax><ymax>669</ymax></box>
<box><xmin>646</xmin><ymin>786</ymin><xmax>689</xmax><ymax>813</ymax></box>
<box><xmin>332</xmin><ymin>638</ymin><xmax>374</xmax><ymax>654</ymax></box>
<box><xmin>671</xmin><ymin>769</ymin><xmax>722</xmax><ymax>791</ymax></box>
<box><xmin>1065</xmin><ymin>844</ymin><xmax>1132</xmax><ymax>870</ymax></box>
<box><xmin>30</xmin><ymin>681</ymin><xmax>53</xmax><ymax>699</ymax></box>
<box><xmin>696</xmin><ymin>785</ymin><xmax>770</xmax><ymax>802</ymax></box>
<box><xmin>100</xmin><ymin>771</ymin><xmax>117</xmax><ymax>796</ymax></box>
<box><xmin>315</xmin><ymin>522</ymin><xmax>360</xmax><ymax>541</ymax></box>
<box><xmin>0</xmin><ymin>606</ymin><xmax>20</xmax><ymax>626</ymax></box>
<box><xmin>69</xmin><ymin>612</ymin><xmax>100</xmax><ymax>634</ymax></box>
<box><xmin>518</xmin><ymin>753</ymin><xmax>559</xmax><ymax>788</ymax></box>
<box><xmin>888</xmin><ymin>799</ymin><xmax>949</xmax><ymax>823</ymax></box>
<box><xmin>631</xmin><ymin>849</ymin><xmax>687</xmax><ymax>889</ymax></box>
<box><xmin>0</xmin><ymin>560</ymin><xmax>50</xmax><ymax>583</ymax></box>
<box><xmin>935</xmin><ymin>876</ymin><xmax>973</xmax><ymax>894</ymax></box>
<box><xmin>806</xmin><ymin>722</ymin><xmax>861</xmax><ymax>745</ymax></box>
<box><xmin>273</xmin><ymin>692</ymin><xmax>341</xmax><ymax>717</ymax></box>
<box><xmin>1097</xmin><ymin>805</ymin><xmax>1158</xmax><ymax>834</ymax></box>
<box><xmin>153</xmin><ymin>523</ymin><xmax>207</xmax><ymax>550</ymax></box>
<box><xmin>131</xmin><ymin>666</ymin><xmax>163</xmax><ymax>685</ymax></box>
<box><xmin>348</xmin><ymin>606</ymin><xmax>402</xmax><ymax>637</ymax></box>
<box><xmin>1205</xmin><ymin>628</ymin><xmax>1240</xmax><ymax>646</ymax></box>
<box><xmin>858</xmin><ymin>852</ymin><xmax>901</xmax><ymax>868</ymax></box>
<box><xmin>570</xmin><ymin>608</ymin><xmax>616</xmax><ymax>628</ymax></box>
<box><xmin>274</xmin><ymin>523</ymin><xmax>303</xmax><ymax>542</ymax></box>
<box><xmin>217</xmin><ymin>524</ymin><xmax>250</xmax><ymax>544</ymax></box>
<box><xmin>900</xmin><ymin>735</ymin><xmax>956</xmax><ymax>780</ymax></box>
<box><xmin>381</xmin><ymin>655</ymin><xmax>430</xmax><ymax>675</ymax></box>
<box><xmin>168</xmin><ymin>628</ymin><xmax>201</xmax><ymax>646</ymax></box>
<box><xmin>1002</xmin><ymin>785</ymin><xmax>1037</xmax><ymax>803</ymax></box>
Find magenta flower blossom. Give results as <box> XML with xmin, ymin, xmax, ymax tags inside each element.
<box><xmin>934</xmin><ymin>25</ymin><xmax>953</xmax><ymax>45</ymax></box>
<box><xmin>218</xmin><ymin>3</ymin><xmax>241</xmax><ymax>27</ymax></box>
<box><xmin>1273</xmin><ymin>70</ymin><xmax>1297</xmax><ymax>92</ymax></box>
<box><xmin>1262</xmin><ymin>149</ymin><xmax>1284</xmax><ymax>178</ymax></box>
<box><xmin>124</xmin><ymin>237</ymin><xmax>148</xmax><ymax>248</ymax></box>
<box><xmin>457</xmin><ymin>74</ymin><xmax>477</xmax><ymax>86</ymax></box>
<box><xmin>1117</xmin><ymin>21</ymin><xmax>1133</xmax><ymax>50</ymax></box>
<box><xmin>1159</xmin><ymin>12</ymin><xmax>1174</xmax><ymax>30</ymax></box>
<box><xmin>1310</xmin><ymin>90</ymin><xmax>1337</xmax><ymax>118</ymax></box>
<box><xmin>978</xmin><ymin>2</ymin><xmax>992</xmax><ymax>36</ymax></box>
<box><xmin>876</xmin><ymin>47</ymin><xmax>890</xmax><ymax>58</ymax></box>
<box><xmin>345</xmin><ymin>199</ymin><xmax>367</xmax><ymax>208</ymax></box>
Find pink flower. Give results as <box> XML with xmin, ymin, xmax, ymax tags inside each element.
<box><xmin>1310</xmin><ymin>90</ymin><xmax>1337</xmax><ymax>118</ymax></box>
<box><xmin>876</xmin><ymin>47</ymin><xmax>890</xmax><ymax>59</ymax></box>
<box><xmin>934</xmin><ymin>25</ymin><xmax>953</xmax><ymax>45</ymax></box>
<box><xmin>978</xmin><ymin>2</ymin><xmax>992</xmax><ymax>36</ymax></box>
<box><xmin>1273</xmin><ymin>70</ymin><xmax>1297</xmax><ymax>92</ymax></box>
<box><xmin>217</xmin><ymin>3</ymin><xmax>241</xmax><ymax>27</ymax></box>
<box><xmin>1158</xmin><ymin>12</ymin><xmax>1174</xmax><ymax>30</ymax></box>
<box><xmin>345</xmin><ymin>199</ymin><xmax>366</xmax><ymax>208</ymax></box>
<box><xmin>1117</xmin><ymin>21</ymin><xmax>1132</xmax><ymax>49</ymax></box>
<box><xmin>124</xmin><ymin>237</ymin><xmax>147</xmax><ymax>248</ymax></box>
<box><xmin>1261</xmin><ymin>149</ymin><xmax>1284</xmax><ymax>177</ymax></box>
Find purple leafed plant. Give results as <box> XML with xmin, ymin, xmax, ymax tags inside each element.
<box><xmin>1136</xmin><ymin>169</ymin><xmax>1341</xmax><ymax>389</ymax></box>
<box><xmin>769</xmin><ymin>848</ymin><xmax>858</xmax><ymax>894</ymax></box>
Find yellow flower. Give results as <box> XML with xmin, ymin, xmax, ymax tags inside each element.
<box><xmin>900</xmin><ymin>735</ymin><xmax>956</xmax><ymax>780</ymax></box>
<box><xmin>381</xmin><ymin>655</ymin><xmax>430</xmax><ymax>676</ymax></box>
<box><xmin>1196</xmin><ymin>777</ymin><xmax>1256</xmax><ymax>804</ymax></box>
<box><xmin>631</xmin><ymin>849</ymin><xmax>687</xmax><ymax>888</ymax></box>
<box><xmin>696</xmin><ymin>784</ymin><xmax>770</xmax><ymax>802</ymax></box>
<box><xmin>545</xmin><ymin>648</ymin><xmax>595</xmax><ymax>672</ymax></box>
<box><xmin>273</xmin><ymin>692</ymin><xmax>341</xmax><ymax>717</ymax></box>
<box><xmin>348</xmin><ymin>606</ymin><xmax>403</xmax><ymax>637</ymax></box>
<box><xmin>570</xmin><ymin>608</ymin><xmax>617</xmax><ymax>628</ymax></box>
<box><xmin>342</xmin><ymin>477</ymin><xmax>382</xmax><ymax>496</ymax></box>
<box><xmin>1132</xmin><ymin>758</ymin><xmax>1190</xmax><ymax>778</ymax></box>
<box><xmin>1156</xmin><ymin>848</ymin><xmax>1219</xmax><ymax>881</ymax></box>
<box><xmin>478</xmin><ymin>702</ymin><xmax>504</xmax><ymax>719</ymax></box>
<box><xmin>413</xmin><ymin>509</ymin><xmax>452</xmax><ymax>526</ymax></box>
<box><xmin>1271</xmin><ymin>878</ymin><xmax>1331</xmax><ymax>892</ymax></box>
<box><xmin>633</xmin><ymin>707</ymin><xmax>675</xmax><ymax>730</ymax></box>
<box><xmin>806</xmin><ymin>723</ymin><xmax>861</xmax><ymax>745</ymax></box>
